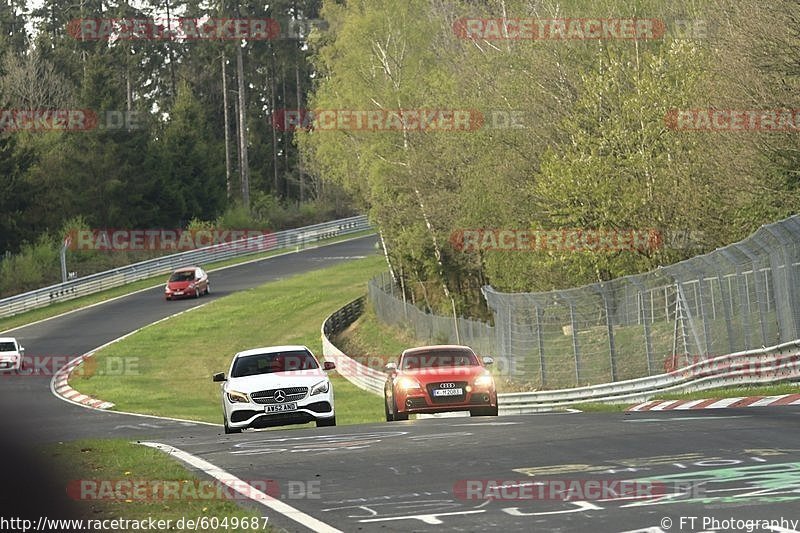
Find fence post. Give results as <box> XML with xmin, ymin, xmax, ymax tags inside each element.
<box><xmin>597</xmin><ymin>284</ymin><xmax>617</xmax><ymax>382</ymax></box>
<box><xmin>534</xmin><ymin>305</ymin><xmax>546</xmax><ymax>388</ymax></box>
<box><xmin>629</xmin><ymin>278</ymin><xmax>654</xmax><ymax>375</ymax></box>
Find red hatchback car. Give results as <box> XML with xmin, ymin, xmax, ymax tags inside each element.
<box><xmin>164</xmin><ymin>266</ymin><xmax>210</xmax><ymax>300</ymax></box>
<box><xmin>384</xmin><ymin>345</ymin><xmax>498</xmax><ymax>421</ymax></box>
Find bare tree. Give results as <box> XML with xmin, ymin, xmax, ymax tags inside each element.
<box><xmin>0</xmin><ymin>49</ymin><xmax>74</xmax><ymax>108</ymax></box>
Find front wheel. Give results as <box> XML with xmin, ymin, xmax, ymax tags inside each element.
<box><xmin>393</xmin><ymin>397</ymin><xmax>409</xmax><ymax>421</ymax></box>
<box><xmin>204</xmin><ymin>284</ymin><xmax>210</xmax><ymax>295</ymax></box>
<box><xmin>470</xmin><ymin>406</ymin><xmax>499</xmax><ymax>417</ymax></box>
<box><xmin>385</xmin><ymin>396</ymin><xmax>395</xmax><ymax>422</ymax></box>
<box><xmin>316</xmin><ymin>416</ymin><xmax>336</xmax><ymax>427</ymax></box>
<box><xmin>194</xmin><ymin>288</ymin><xmax>201</xmax><ymax>298</ymax></box>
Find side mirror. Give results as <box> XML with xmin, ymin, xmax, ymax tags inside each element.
<box><xmin>18</xmin><ymin>346</ymin><xmax>25</xmax><ymax>353</ymax></box>
<box><xmin>323</xmin><ymin>361</ymin><xmax>336</xmax><ymax>371</ymax></box>
<box><xmin>384</xmin><ymin>362</ymin><xmax>398</xmax><ymax>373</ymax></box>
<box><xmin>212</xmin><ymin>372</ymin><xmax>226</xmax><ymax>382</ymax></box>
<box><xmin>482</xmin><ymin>356</ymin><xmax>494</xmax><ymax>366</ymax></box>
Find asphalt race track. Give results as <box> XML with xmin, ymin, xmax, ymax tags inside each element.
<box><xmin>2</xmin><ymin>234</ymin><xmax>799</xmax><ymax>533</ymax></box>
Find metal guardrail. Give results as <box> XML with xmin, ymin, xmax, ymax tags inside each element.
<box><xmin>321</xmin><ymin>297</ymin><xmax>386</xmax><ymax>395</ymax></box>
<box><xmin>0</xmin><ymin>215</ymin><xmax>370</xmax><ymax>320</ymax></box>
<box><xmin>322</xmin><ymin>298</ymin><xmax>800</xmax><ymax>414</ymax></box>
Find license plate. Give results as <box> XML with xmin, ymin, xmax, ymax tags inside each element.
<box><xmin>265</xmin><ymin>402</ymin><xmax>297</xmax><ymax>413</ymax></box>
<box><xmin>433</xmin><ymin>388</ymin><xmax>463</xmax><ymax>397</ymax></box>
<box><xmin>175</xmin><ymin>291</ymin><xmax>184</xmax><ymax>295</ymax></box>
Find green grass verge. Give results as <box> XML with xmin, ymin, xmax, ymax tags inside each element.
<box><xmin>70</xmin><ymin>255</ymin><xmax>386</xmax><ymax>426</ymax></box>
<box><xmin>43</xmin><ymin>439</ymin><xmax>267</xmax><ymax>532</ymax></box>
<box><xmin>0</xmin><ymin>230</ymin><xmax>374</xmax><ymax>334</ymax></box>
<box><xmin>334</xmin><ymin>304</ymin><xmax>417</xmax><ymax>366</ymax></box>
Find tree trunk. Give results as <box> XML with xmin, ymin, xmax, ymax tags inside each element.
<box><xmin>222</xmin><ymin>54</ymin><xmax>232</xmax><ymax>200</ymax></box>
<box><xmin>236</xmin><ymin>41</ymin><xmax>250</xmax><ymax>211</ymax></box>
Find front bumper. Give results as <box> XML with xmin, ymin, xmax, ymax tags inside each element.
<box><xmin>225</xmin><ymin>395</ymin><xmax>335</xmax><ymax>429</ymax></box>
<box><xmin>396</xmin><ymin>387</ymin><xmax>497</xmax><ymax>414</ymax></box>
<box><xmin>0</xmin><ymin>357</ymin><xmax>21</xmax><ymax>372</ymax></box>
<box><xmin>165</xmin><ymin>288</ymin><xmax>194</xmax><ymax>299</ymax></box>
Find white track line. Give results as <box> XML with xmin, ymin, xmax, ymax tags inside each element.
<box><xmin>141</xmin><ymin>442</ymin><xmax>342</xmax><ymax>533</ymax></box>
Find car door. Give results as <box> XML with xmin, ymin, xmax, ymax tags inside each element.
<box><xmin>196</xmin><ymin>267</ymin><xmax>208</xmax><ymax>292</ymax></box>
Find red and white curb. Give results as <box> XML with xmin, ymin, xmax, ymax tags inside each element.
<box><xmin>52</xmin><ymin>354</ymin><xmax>115</xmax><ymax>410</ymax></box>
<box><xmin>627</xmin><ymin>393</ymin><xmax>800</xmax><ymax>412</ymax></box>
<box><xmin>50</xmin><ymin>302</ymin><xmax>210</xmax><ymax>412</ymax></box>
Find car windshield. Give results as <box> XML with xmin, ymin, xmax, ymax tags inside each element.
<box><xmin>401</xmin><ymin>350</ymin><xmax>478</xmax><ymax>370</ymax></box>
<box><xmin>0</xmin><ymin>342</ymin><xmax>16</xmax><ymax>352</ymax></box>
<box><xmin>231</xmin><ymin>350</ymin><xmax>319</xmax><ymax>377</ymax></box>
<box><xmin>169</xmin><ymin>271</ymin><xmax>194</xmax><ymax>282</ymax></box>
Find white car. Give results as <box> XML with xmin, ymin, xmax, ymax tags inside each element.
<box><xmin>0</xmin><ymin>337</ymin><xmax>24</xmax><ymax>372</ymax></box>
<box><xmin>213</xmin><ymin>345</ymin><xmax>336</xmax><ymax>433</ymax></box>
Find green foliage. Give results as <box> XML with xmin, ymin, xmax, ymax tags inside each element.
<box><xmin>0</xmin><ymin>234</ymin><xmax>58</xmax><ymax>297</ymax></box>
<box><xmin>301</xmin><ymin>0</ymin><xmax>800</xmax><ymax>313</ymax></box>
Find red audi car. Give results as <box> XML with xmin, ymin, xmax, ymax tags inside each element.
<box><xmin>164</xmin><ymin>266</ymin><xmax>210</xmax><ymax>300</ymax></box>
<box><xmin>384</xmin><ymin>345</ymin><xmax>498</xmax><ymax>421</ymax></box>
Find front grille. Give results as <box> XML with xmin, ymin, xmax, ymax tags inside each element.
<box><xmin>305</xmin><ymin>401</ymin><xmax>333</xmax><ymax>413</ymax></box>
<box><xmin>252</xmin><ymin>412</ymin><xmax>314</xmax><ymax>427</ymax></box>
<box><xmin>250</xmin><ymin>387</ymin><xmax>308</xmax><ymax>404</ymax></box>
<box><xmin>405</xmin><ymin>397</ymin><xmax>428</xmax><ymax>409</ymax></box>
<box><xmin>231</xmin><ymin>410</ymin><xmax>261</xmax><ymax>423</ymax></box>
<box><xmin>470</xmin><ymin>393</ymin><xmax>491</xmax><ymax>404</ymax></box>
<box><xmin>426</xmin><ymin>381</ymin><xmax>468</xmax><ymax>404</ymax></box>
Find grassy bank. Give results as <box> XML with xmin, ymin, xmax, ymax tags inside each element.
<box><xmin>0</xmin><ymin>230</ymin><xmax>374</xmax><ymax>334</ymax></box>
<box><xmin>70</xmin><ymin>255</ymin><xmax>386</xmax><ymax>426</ymax></box>
<box><xmin>42</xmin><ymin>439</ymin><xmax>266</xmax><ymax>532</ymax></box>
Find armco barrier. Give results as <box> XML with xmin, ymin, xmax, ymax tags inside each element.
<box><xmin>321</xmin><ymin>297</ymin><xmax>385</xmax><ymax>395</ymax></box>
<box><xmin>0</xmin><ymin>215</ymin><xmax>370</xmax><ymax>320</ymax></box>
<box><xmin>322</xmin><ymin>298</ymin><xmax>800</xmax><ymax>414</ymax></box>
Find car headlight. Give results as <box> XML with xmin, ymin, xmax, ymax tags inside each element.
<box><xmin>310</xmin><ymin>380</ymin><xmax>330</xmax><ymax>396</ymax></box>
<box><xmin>473</xmin><ymin>372</ymin><xmax>494</xmax><ymax>388</ymax></box>
<box><xmin>396</xmin><ymin>376</ymin><xmax>422</xmax><ymax>391</ymax></box>
<box><xmin>226</xmin><ymin>390</ymin><xmax>249</xmax><ymax>403</ymax></box>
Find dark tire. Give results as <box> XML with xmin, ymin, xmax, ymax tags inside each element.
<box><xmin>316</xmin><ymin>416</ymin><xmax>336</xmax><ymax>427</ymax></box>
<box><xmin>204</xmin><ymin>284</ymin><xmax>210</xmax><ymax>295</ymax></box>
<box><xmin>224</xmin><ymin>419</ymin><xmax>241</xmax><ymax>434</ymax></box>
<box><xmin>385</xmin><ymin>396</ymin><xmax>395</xmax><ymax>422</ymax></box>
<box><xmin>194</xmin><ymin>288</ymin><xmax>200</xmax><ymax>298</ymax></box>
<box><xmin>165</xmin><ymin>297</ymin><xmax>171</xmax><ymax>301</ymax></box>
<box><xmin>393</xmin><ymin>397</ymin><xmax>409</xmax><ymax>421</ymax></box>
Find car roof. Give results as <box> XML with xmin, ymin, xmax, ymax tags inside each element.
<box><xmin>401</xmin><ymin>344</ymin><xmax>476</xmax><ymax>357</ymax></box>
<box><xmin>0</xmin><ymin>337</ymin><xmax>18</xmax><ymax>343</ymax></box>
<box><xmin>172</xmin><ymin>266</ymin><xmax>198</xmax><ymax>272</ymax></box>
<box><xmin>234</xmin><ymin>345</ymin><xmax>312</xmax><ymax>358</ymax></box>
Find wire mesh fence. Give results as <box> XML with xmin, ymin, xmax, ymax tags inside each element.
<box><xmin>369</xmin><ymin>215</ymin><xmax>800</xmax><ymax>390</ymax></box>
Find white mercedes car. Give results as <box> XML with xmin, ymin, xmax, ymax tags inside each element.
<box><xmin>0</xmin><ymin>337</ymin><xmax>25</xmax><ymax>372</ymax></box>
<box><xmin>213</xmin><ymin>345</ymin><xmax>336</xmax><ymax>433</ymax></box>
